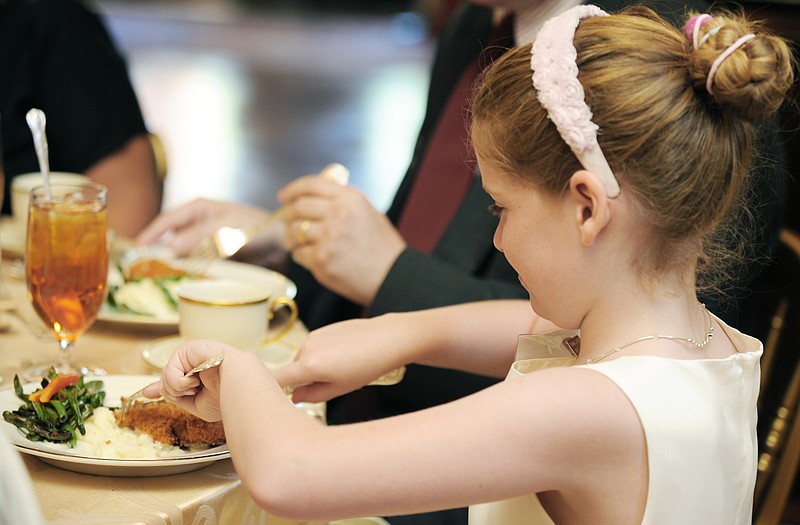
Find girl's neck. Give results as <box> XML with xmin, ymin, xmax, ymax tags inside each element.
<box><xmin>576</xmin><ymin>292</ymin><xmax>721</xmax><ymax>364</ymax></box>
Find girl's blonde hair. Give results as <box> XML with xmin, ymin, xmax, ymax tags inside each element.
<box><xmin>471</xmin><ymin>6</ymin><xmax>794</xmax><ymax>293</ymax></box>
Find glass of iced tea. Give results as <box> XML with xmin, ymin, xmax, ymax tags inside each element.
<box><xmin>23</xmin><ymin>182</ymin><xmax>109</xmax><ymax>380</ymax></box>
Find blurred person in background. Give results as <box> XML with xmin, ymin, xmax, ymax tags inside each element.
<box><xmin>138</xmin><ymin>1</ymin><xmax>788</xmax><ymax>523</ymax></box>
<box><xmin>0</xmin><ymin>0</ymin><xmax>161</xmax><ymax>238</ymax></box>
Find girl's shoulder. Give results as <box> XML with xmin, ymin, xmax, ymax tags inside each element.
<box><xmin>490</xmin><ymin>367</ymin><xmax>646</xmax><ymax>498</ymax></box>
<box><xmin>503</xmin><ymin>365</ymin><xmax>644</xmax><ymax>451</ymax></box>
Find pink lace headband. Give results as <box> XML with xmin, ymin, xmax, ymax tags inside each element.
<box><xmin>530</xmin><ymin>5</ymin><xmax>620</xmax><ymax>198</ymax></box>
<box><xmin>683</xmin><ymin>15</ymin><xmax>755</xmax><ymax>95</ymax></box>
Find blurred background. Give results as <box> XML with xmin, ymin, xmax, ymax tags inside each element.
<box><xmin>93</xmin><ymin>0</ymin><xmax>450</xmax><ymax>213</ymax></box>
<box><xmin>87</xmin><ymin>0</ymin><xmax>800</xmax><ymax>231</ymax></box>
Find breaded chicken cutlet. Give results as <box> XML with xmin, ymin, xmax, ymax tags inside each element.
<box><xmin>116</xmin><ymin>401</ymin><xmax>225</xmax><ymax>447</ymax></box>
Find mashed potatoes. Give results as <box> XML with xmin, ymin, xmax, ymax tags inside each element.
<box><xmin>72</xmin><ymin>407</ymin><xmax>185</xmax><ymax>459</ymax></box>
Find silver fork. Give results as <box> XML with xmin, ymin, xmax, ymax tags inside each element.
<box><xmin>118</xmin><ymin>353</ymin><xmax>225</xmax><ymax>423</ymax></box>
<box><xmin>180</xmin><ymin>207</ymin><xmax>288</xmax><ymax>276</ymax></box>
<box><xmin>181</xmin><ymin>163</ymin><xmax>349</xmax><ymax>276</ymax></box>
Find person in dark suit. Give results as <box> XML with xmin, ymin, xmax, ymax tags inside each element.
<box><xmin>138</xmin><ymin>2</ymin><xmax>787</xmax><ymax>523</ymax></box>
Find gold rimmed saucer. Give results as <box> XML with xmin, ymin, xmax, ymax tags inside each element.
<box><xmin>141</xmin><ymin>335</ymin><xmax>295</xmax><ymax>371</ymax></box>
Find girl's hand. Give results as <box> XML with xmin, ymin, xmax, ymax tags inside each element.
<box><xmin>146</xmin><ymin>339</ymin><xmax>236</xmax><ymax>422</ymax></box>
<box><xmin>274</xmin><ymin>315</ymin><xmax>413</xmax><ymax>403</ymax></box>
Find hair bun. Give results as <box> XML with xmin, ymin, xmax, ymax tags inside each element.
<box><xmin>687</xmin><ymin>12</ymin><xmax>794</xmax><ymax>120</ymax></box>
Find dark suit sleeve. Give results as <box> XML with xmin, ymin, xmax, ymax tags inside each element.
<box><xmin>371</xmin><ymin>248</ymin><xmax>527</xmax><ymax>314</ymax></box>
<box><xmin>370</xmin><ymin>177</ymin><xmax>528</xmax><ymax>316</ymax></box>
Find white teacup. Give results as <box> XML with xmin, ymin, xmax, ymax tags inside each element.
<box><xmin>177</xmin><ymin>279</ymin><xmax>299</xmax><ymax>352</ymax></box>
<box><xmin>11</xmin><ymin>172</ymin><xmax>89</xmax><ymax>241</ymax></box>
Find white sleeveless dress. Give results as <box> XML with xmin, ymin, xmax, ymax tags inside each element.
<box><xmin>469</xmin><ymin>319</ymin><xmax>762</xmax><ymax>525</ymax></box>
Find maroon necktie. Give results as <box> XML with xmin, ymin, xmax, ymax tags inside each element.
<box><xmin>397</xmin><ymin>15</ymin><xmax>513</xmax><ymax>254</ymax></box>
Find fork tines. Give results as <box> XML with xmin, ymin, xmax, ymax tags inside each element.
<box><xmin>118</xmin><ymin>388</ymin><xmax>163</xmax><ymax>423</ymax></box>
<box><xmin>181</xmin><ymin>237</ymin><xmax>219</xmax><ymax>276</ymax></box>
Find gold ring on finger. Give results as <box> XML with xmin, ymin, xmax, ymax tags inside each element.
<box><xmin>298</xmin><ymin>220</ymin><xmax>312</xmax><ymax>245</ymax></box>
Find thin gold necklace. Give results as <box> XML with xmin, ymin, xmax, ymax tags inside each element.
<box><xmin>585</xmin><ymin>303</ymin><xmax>714</xmax><ymax>365</ymax></box>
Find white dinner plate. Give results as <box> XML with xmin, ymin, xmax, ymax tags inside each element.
<box><xmin>98</xmin><ymin>259</ymin><xmax>297</xmax><ymax>327</ymax></box>
<box><xmin>142</xmin><ymin>335</ymin><xmax>296</xmax><ymax>371</ymax></box>
<box><xmin>0</xmin><ymin>375</ymin><xmax>230</xmax><ymax>477</ymax></box>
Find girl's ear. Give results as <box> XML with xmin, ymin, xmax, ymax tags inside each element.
<box><xmin>569</xmin><ymin>170</ymin><xmax>611</xmax><ymax>247</ymax></box>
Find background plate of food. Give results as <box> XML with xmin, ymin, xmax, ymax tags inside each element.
<box><xmin>99</xmin><ymin>252</ymin><xmax>297</xmax><ymax>327</ymax></box>
<box><xmin>1</xmin><ymin>374</ymin><xmax>230</xmax><ymax>477</ymax></box>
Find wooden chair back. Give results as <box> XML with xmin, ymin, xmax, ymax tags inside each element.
<box><xmin>753</xmin><ymin>228</ymin><xmax>800</xmax><ymax>524</ymax></box>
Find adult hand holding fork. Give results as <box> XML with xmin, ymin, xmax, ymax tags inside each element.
<box><xmin>137</xmin><ymin>164</ymin><xmax>407</xmax><ymax>307</ymax></box>
<box><xmin>135</xmin><ymin>164</ymin><xmax>351</xmax><ymax>272</ymax></box>
<box><xmin>278</xmin><ymin>167</ymin><xmax>406</xmax><ymax>306</ymax></box>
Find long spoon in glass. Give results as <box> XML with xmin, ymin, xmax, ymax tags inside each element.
<box><xmin>25</xmin><ymin>108</ymin><xmax>51</xmax><ymax>199</ymax></box>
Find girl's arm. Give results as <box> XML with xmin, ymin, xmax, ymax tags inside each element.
<box><xmin>228</xmin><ymin>351</ymin><xmax>641</xmax><ymax>521</ymax></box>
<box><xmin>153</xmin><ymin>331</ymin><xmax>643</xmax><ymax>523</ymax></box>
<box><xmin>275</xmin><ymin>300</ymin><xmax>550</xmax><ymax>402</ymax></box>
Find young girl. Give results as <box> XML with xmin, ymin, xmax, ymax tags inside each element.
<box><xmin>149</xmin><ymin>6</ymin><xmax>793</xmax><ymax>524</ymax></box>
